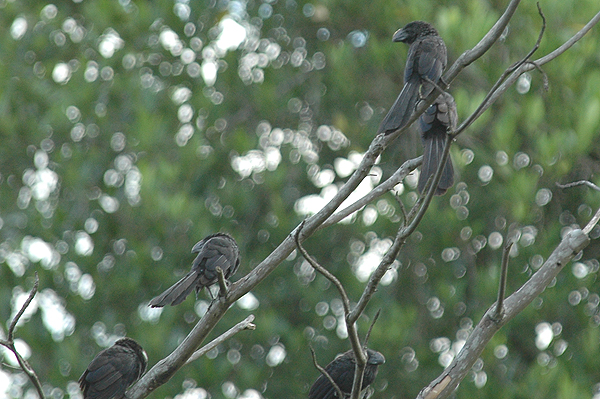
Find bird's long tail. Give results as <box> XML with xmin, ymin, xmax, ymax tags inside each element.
<box><xmin>378</xmin><ymin>76</ymin><xmax>420</xmax><ymax>135</ymax></box>
<box><xmin>149</xmin><ymin>271</ymin><xmax>200</xmax><ymax>307</ymax></box>
<box><xmin>418</xmin><ymin>130</ymin><xmax>454</xmax><ymax>195</ymax></box>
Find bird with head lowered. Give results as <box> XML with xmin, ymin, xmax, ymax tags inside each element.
<box><xmin>309</xmin><ymin>348</ymin><xmax>385</xmax><ymax>399</ymax></box>
<box><xmin>79</xmin><ymin>337</ymin><xmax>147</xmax><ymax>399</ymax></box>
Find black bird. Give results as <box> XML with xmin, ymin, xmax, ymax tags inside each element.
<box><xmin>417</xmin><ymin>92</ymin><xmax>456</xmax><ymax>195</ymax></box>
<box><xmin>309</xmin><ymin>349</ymin><xmax>385</xmax><ymax>399</ymax></box>
<box><xmin>149</xmin><ymin>233</ymin><xmax>240</xmax><ymax>307</ymax></box>
<box><xmin>79</xmin><ymin>337</ymin><xmax>147</xmax><ymax>399</ymax></box>
<box><xmin>378</xmin><ymin>21</ymin><xmax>447</xmax><ymax>135</ymax></box>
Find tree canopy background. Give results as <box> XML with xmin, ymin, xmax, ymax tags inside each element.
<box><xmin>1</xmin><ymin>0</ymin><xmax>600</xmax><ymax>398</ymax></box>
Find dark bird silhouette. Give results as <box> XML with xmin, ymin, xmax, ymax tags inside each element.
<box><xmin>309</xmin><ymin>349</ymin><xmax>385</xmax><ymax>399</ymax></box>
<box><xmin>417</xmin><ymin>92</ymin><xmax>456</xmax><ymax>195</ymax></box>
<box><xmin>79</xmin><ymin>338</ymin><xmax>147</xmax><ymax>399</ymax></box>
<box><xmin>149</xmin><ymin>233</ymin><xmax>240</xmax><ymax>307</ymax></box>
<box><xmin>378</xmin><ymin>21</ymin><xmax>447</xmax><ymax>135</ymax></box>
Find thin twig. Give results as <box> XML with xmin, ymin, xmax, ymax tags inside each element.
<box><xmin>555</xmin><ymin>180</ymin><xmax>600</xmax><ymax>235</ymax></box>
<box><xmin>535</xmin><ymin>10</ymin><xmax>600</xmax><ymax>66</ymax></box>
<box><xmin>397</xmin><ymin>194</ymin><xmax>409</xmax><ymax>227</ymax></box>
<box><xmin>0</xmin><ymin>273</ymin><xmax>45</xmax><ymax>399</ymax></box>
<box><xmin>294</xmin><ymin>221</ymin><xmax>351</xmax><ymax>316</ymax></box>
<box><xmin>7</xmin><ymin>274</ymin><xmax>39</xmax><ymax>342</ymax></box>
<box><xmin>348</xmin><ymin>225</ymin><xmax>406</xmax><ymax>324</ymax></box>
<box><xmin>556</xmin><ymin>180</ymin><xmax>600</xmax><ymax>192</ymax></box>
<box><xmin>492</xmin><ymin>240</ymin><xmax>514</xmax><ymax>322</ymax></box>
<box><xmin>215</xmin><ymin>267</ymin><xmax>228</xmax><ymax>298</ymax></box>
<box><xmin>185</xmin><ymin>315</ymin><xmax>256</xmax><ymax>364</ymax></box>
<box><xmin>309</xmin><ymin>346</ymin><xmax>345</xmax><ymax>399</ymax></box>
<box><xmin>320</xmin><ymin>157</ymin><xmax>421</xmax><ymax>230</ymax></box>
<box><xmin>452</xmin><ymin>3</ymin><xmax>546</xmax><ymax>138</ymax></box>
<box><xmin>583</xmin><ymin>207</ymin><xmax>600</xmax><ymax>236</ymax></box>
<box><xmin>363</xmin><ymin>309</ymin><xmax>381</xmax><ymax>347</ymax></box>
<box><xmin>457</xmin><ymin>9</ymin><xmax>600</xmax><ymax>144</ymax></box>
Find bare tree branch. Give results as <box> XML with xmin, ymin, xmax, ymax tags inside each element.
<box><xmin>583</xmin><ymin>207</ymin><xmax>600</xmax><ymax>236</ymax></box>
<box><xmin>348</xmin><ymin>225</ymin><xmax>405</xmax><ymax>324</ymax></box>
<box><xmin>556</xmin><ymin>180</ymin><xmax>600</xmax><ymax>192</ymax></box>
<box><xmin>185</xmin><ymin>315</ymin><xmax>256</xmax><ymax>365</ymax></box>
<box><xmin>453</xmin><ymin>3</ymin><xmax>547</xmax><ymax>138</ymax></box>
<box><xmin>492</xmin><ymin>240</ymin><xmax>514</xmax><ymax>321</ymax></box>
<box><xmin>294</xmin><ymin>221</ymin><xmax>351</xmax><ymax>317</ymax></box>
<box><xmin>363</xmin><ymin>309</ymin><xmax>381</xmax><ymax>347</ymax></box>
<box><xmin>456</xmin><ymin>9</ymin><xmax>600</xmax><ymax>139</ymax></box>
<box><xmin>535</xmin><ymin>10</ymin><xmax>600</xmax><ymax>66</ymax></box>
<box><xmin>320</xmin><ymin>157</ymin><xmax>422</xmax><ymax>230</ymax></box>
<box><xmin>0</xmin><ymin>273</ymin><xmax>45</xmax><ymax>399</ymax></box>
<box><xmin>417</xmin><ymin>226</ymin><xmax>591</xmax><ymax>399</ymax></box>
<box><xmin>215</xmin><ymin>266</ymin><xmax>228</xmax><ymax>298</ymax></box>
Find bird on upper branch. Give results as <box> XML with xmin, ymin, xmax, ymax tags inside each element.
<box><xmin>378</xmin><ymin>21</ymin><xmax>447</xmax><ymax>135</ymax></box>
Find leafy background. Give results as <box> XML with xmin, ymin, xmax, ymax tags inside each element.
<box><xmin>1</xmin><ymin>0</ymin><xmax>600</xmax><ymax>398</ymax></box>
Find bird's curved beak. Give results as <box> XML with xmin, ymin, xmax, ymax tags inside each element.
<box><xmin>369</xmin><ymin>351</ymin><xmax>386</xmax><ymax>365</ymax></box>
<box><xmin>392</xmin><ymin>28</ymin><xmax>408</xmax><ymax>42</ymax></box>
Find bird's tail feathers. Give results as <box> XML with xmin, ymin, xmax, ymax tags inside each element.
<box><xmin>148</xmin><ymin>271</ymin><xmax>201</xmax><ymax>307</ymax></box>
<box><xmin>418</xmin><ymin>132</ymin><xmax>454</xmax><ymax>195</ymax></box>
<box><xmin>378</xmin><ymin>76</ymin><xmax>420</xmax><ymax>135</ymax></box>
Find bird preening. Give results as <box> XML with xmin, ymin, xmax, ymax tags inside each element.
<box><xmin>79</xmin><ymin>338</ymin><xmax>147</xmax><ymax>399</ymax></box>
<box><xmin>308</xmin><ymin>349</ymin><xmax>385</xmax><ymax>399</ymax></box>
<box><xmin>149</xmin><ymin>233</ymin><xmax>240</xmax><ymax>307</ymax></box>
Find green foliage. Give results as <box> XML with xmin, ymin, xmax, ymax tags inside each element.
<box><xmin>1</xmin><ymin>0</ymin><xmax>600</xmax><ymax>398</ymax></box>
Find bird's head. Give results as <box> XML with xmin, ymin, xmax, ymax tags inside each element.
<box><xmin>393</xmin><ymin>21</ymin><xmax>438</xmax><ymax>44</ymax></box>
<box><xmin>116</xmin><ymin>337</ymin><xmax>148</xmax><ymax>374</ymax></box>
<box><xmin>366</xmin><ymin>349</ymin><xmax>386</xmax><ymax>365</ymax></box>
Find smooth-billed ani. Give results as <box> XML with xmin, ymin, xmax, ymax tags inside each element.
<box><xmin>378</xmin><ymin>21</ymin><xmax>447</xmax><ymax>135</ymax></box>
<box><xmin>417</xmin><ymin>92</ymin><xmax>456</xmax><ymax>195</ymax></box>
<box><xmin>149</xmin><ymin>233</ymin><xmax>240</xmax><ymax>307</ymax></box>
<box><xmin>79</xmin><ymin>337</ymin><xmax>147</xmax><ymax>399</ymax></box>
<box><xmin>309</xmin><ymin>349</ymin><xmax>385</xmax><ymax>399</ymax></box>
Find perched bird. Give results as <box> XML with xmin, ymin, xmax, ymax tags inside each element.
<box><xmin>417</xmin><ymin>92</ymin><xmax>456</xmax><ymax>195</ymax></box>
<box><xmin>149</xmin><ymin>233</ymin><xmax>240</xmax><ymax>307</ymax></box>
<box><xmin>309</xmin><ymin>349</ymin><xmax>385</xmax><ymax>399</ymax></box>
<box><xmin>79</xmin><ymin>337</ymin><xmax>147</xmax><ymax>399</ymax></box>
<box><xmin>378</xmin><ymin>21</ymin><xmax>447</xmax><ymax>135</ymax></box>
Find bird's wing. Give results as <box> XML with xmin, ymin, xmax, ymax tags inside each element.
<box><xmin>416</xmin><ymin>36</ymin><xmax>446</xmax><ymax>83</ymax></box>
<box><xmin>309</xmin><ymin>369</ymin><xmax>353</xmax><ymax>399</ymax></box>
<box><xmin>193</xmin><ymin>235</ymin><xmax>239</xmax><ymax>282</ymax></box>
<box><xmin>309</xmin><ymin>353</ymin><xmax>356</xmax><ymax>399</ymax></box>
<box><xmin>377</xmin><ymin>74</ymin><xmax>420</xmax><ymax>134</ymax></box>
<box><xmin>418</xmin><ymin>100</ymin><xmax>438</xmax><ymax>132</ymax></box>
